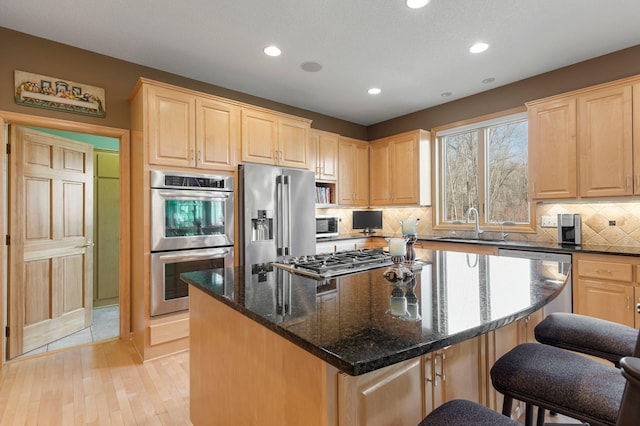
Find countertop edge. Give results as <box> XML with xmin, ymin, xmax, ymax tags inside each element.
<box><xmin>184</xmin><ymin>267</ymin><xmax>568</xmax><ymax>376</ymax></box>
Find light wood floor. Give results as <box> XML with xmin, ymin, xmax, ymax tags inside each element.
<box><xmin>0</xmin><ymin>339</ymin><xmax>191</xmax><ymax>425</ymax></box>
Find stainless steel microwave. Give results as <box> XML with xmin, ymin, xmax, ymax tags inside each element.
<box><xmin>316</xmin><ymin>215</ymin><xmax>339</xmax><ymax>238</ymax></box>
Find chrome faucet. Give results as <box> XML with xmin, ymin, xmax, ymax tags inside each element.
<box><xmin>465</xmin><ymin>207</ymin><xmax>483</xmax><ymax>239</ymax></box>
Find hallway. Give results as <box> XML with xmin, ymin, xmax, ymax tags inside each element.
<box><xmin>16</xmin><ymin>305</ymin><xmax>120</xmax><ymax>359</ymax></box>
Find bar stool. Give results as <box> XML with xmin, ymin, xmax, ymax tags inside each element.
<box><xmin>490</xmin><ymin>343</ymin><xmax>627</xmax><ymax>426</ymax></box>
<box><xmin>535</xmin><ymin>313</ymin><xmax>639</xmax><ymax>367</ymax></box>
<box><xmin>418</xmin><ymin>399</ymin><xmax>517</xmax><ymax>425</ymax></box>
<box><xmin>419</xmin><ymin>354</ymin><xmax>640</xmax><ymax>426</ymax></box>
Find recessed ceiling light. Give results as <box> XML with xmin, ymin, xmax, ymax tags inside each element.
<box><xmin>441</xmin><ymin>92</ymin><xmax>452</xmax><ymax>97</ymax></box>
<box><xmin>406</xmin><ymin>0</ymin><xmax>430</xmax><ymax>8</ymax></box>
<box><xmin>263</xmin><ymin>46</ymin><xmax>282</xmax><ymax>57</ymax></box>
<box><xmin>368</xmin><ymin>88</ymin><xmax>381</xmax><ymax>95</ymax></box>
<box><xmin>470</xmin><ymin>42</ymin><xmax>489</xmax><ymax>53</ymax></box>
<box><xmin>482</xmin><ymin>77</ymin><xmax>496</xmax><ymax>84</ymax></box>
<box><xmin>301</xmin><ymin>62</ymin><xmax>322</xmax><ymax>72</ymax></box>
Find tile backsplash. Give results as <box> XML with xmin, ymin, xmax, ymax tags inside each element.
<box><xmin>318</xmin><ymin>202</ymin><xmax>640</xmax><ymax>248</ymax></box>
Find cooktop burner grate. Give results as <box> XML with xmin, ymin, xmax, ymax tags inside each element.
<box><xmin>273</xmin><ymin>248</ymin><xmax>393</xmax><ymax>279</ymax></box>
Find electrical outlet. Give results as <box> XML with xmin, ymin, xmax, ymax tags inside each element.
<box><xmin>541</xmin><ymin>215</ymin><xmax>558</xmax><ymax>227</ymax></box>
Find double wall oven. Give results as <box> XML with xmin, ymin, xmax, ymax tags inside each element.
<box><xmin>150</xmin><ymin>170</ymin><xmax>234</xmax><ymax>316</ymax></box>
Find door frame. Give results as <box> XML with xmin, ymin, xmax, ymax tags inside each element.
<box><xmin>0</xmin><ymin>111</ymin><xmax>131</xmax><ymax>366</ymax></box>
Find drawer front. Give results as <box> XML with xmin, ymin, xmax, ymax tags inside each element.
<box><xmin>577</xmin><ymin>259</ymin><xmax>632</xmax><ymax>282</ymax></box>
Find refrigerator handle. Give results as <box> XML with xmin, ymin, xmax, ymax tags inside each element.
<box><xmin>276</xmin><ymin>175</ymin><xmax>284</xmax><ymax>256</ymax></box>
<box><xmin>283</xmin><ymin>175</ymin><xmax>292</xmax><ymax>256</ymax></box>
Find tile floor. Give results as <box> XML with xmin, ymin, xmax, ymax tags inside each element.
<box><xmin>16</xmin><ymin>304</ymin><xmax>120</xmax><ymax>359</ymax></box>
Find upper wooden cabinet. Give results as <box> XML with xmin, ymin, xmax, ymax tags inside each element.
<box><xmin>145</xmin><ymin>84</ymin><xmax>196</xmax><ymax>168</ymax></box>
<box><xmin>241</xmin><ymin>108</ymin><xmax>310</xmax><ymax>169</ymax></box>
<box><xmin>369</xmin><ymin>130</ymin><xmax>430</xmax><ymax>206</ymax></box>
<box><xmin>528</xmin><ymin>75</ymin><xmax>640</xmax><ymax>200</ymax></box>
<box><xmin>578</xmin><ymin>84</ymin><xmax>633</xmax><ymax>197</ymax></box>
<box><xmin>196</xmin><ymin>97</ymin><xmax>240</xmax><ymax>170</ymax></box>
<box><xmin>308</xmin><ymin>129</ymin><xmax>339</xmax><ymax>182</ymax></box>
<box><xmin>528</xmin><ymin>97</ymin><xmax>577</xmax><ymax>199</ymax></box>
<box><xmin>338</xmin><ymin>137</ymin><xmax>369</xmax><ymax>206</ymax></box>
<box><xmin>139</xmin><ymin>82</ymin><xmax>239</xmax><ymax>171</ymax></box>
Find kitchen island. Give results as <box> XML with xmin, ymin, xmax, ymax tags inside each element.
<box><xmin>184</xmin><ymin>249</ymin><xmax>569</xmax><ymax>426</ymax></box>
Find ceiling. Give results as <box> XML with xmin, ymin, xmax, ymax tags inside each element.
<box><xmin>2</xmin><ymin>1</ymin><xmax>640</xmax><ymax>126</ymax></box>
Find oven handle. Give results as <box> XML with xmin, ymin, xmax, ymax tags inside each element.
<box><xmin>157</xmin><ymin>249</ymin><xmax>230</xmax><ymax>262</ymax></box>
<box><xmin>156</xmin><ymin>190</ymin><xmax>230</xmax><ymax>200</ymax></box>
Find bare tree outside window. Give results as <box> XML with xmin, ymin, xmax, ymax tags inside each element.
<box><xmin>438</xmin><ymin>113</ymin><xmax>530</xmax><ymax>229</ymax></box>
<box><xmin>487</xmin><ymin>120</ymin><xmax>529</xmax><ymax>223</ymax></box>
<box><xmin>443</xmin><ymin>131</ymin><xmax>478</xmax><ymax>222</ymax></box>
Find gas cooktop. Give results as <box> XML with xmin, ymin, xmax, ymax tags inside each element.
<box><xmin>272</xmin><ymin>248</ymin><xmax>393</xmax><ymax>279</ymax></box>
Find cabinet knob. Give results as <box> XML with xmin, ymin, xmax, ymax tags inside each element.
<box><xmin>627</xmin><ymin>176</ymin><xmax>632</xmax><ymax>188</ymax></box>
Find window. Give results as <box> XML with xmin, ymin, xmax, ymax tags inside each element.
<box><xmin>435</xmin><ymin>110</ymin><xmax>533</xmax><ymax>231</ymax></box>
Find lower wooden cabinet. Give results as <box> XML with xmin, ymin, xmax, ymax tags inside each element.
<box><xmin>574</xmin><ymin>253</ymin><xmax>639</xmax><ymax>329</ymax></box>
<box><xmin>338</xmin><ymin>358</ymin><xmax>424</xmax><ymax>426</ymax></box>
<box><xmin>424</xmin><ymin>337</ymin><xmax>483</xmax><ymax>413</ymax></box>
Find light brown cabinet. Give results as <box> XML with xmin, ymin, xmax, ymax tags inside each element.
<box><xmin>528</xmin><ymin>97</ymin><xmax>577</xmax><ymax>199</ymax></box>
<box><xmin>195</xmin><ymin>97</ymin><xmax>239</xmax><ymax>170</ymax></box>
<box><xmin>528</xmin><ymin>76</ymin><xmax>640</xmax><ymax>200</ymax></box>
<box><xmin>241</xmin><ymin>108</ymin><xmax>310</xmax><ymax>169</ymax></box>
<box><xmin>578</xmin><ymin>84</ymin><xmax>633</xmax><ymax>197</ymax></box>
<box><xmin>309</xmin><ymin>129</ymin><xmax>339</xmax><ymax>182</ymax></box>
<box><xmin>144</xmin><ymin>83</ymin><xmax>238</xmax><ymax>170</ymax></box>
<box><xmin>369</xmin><ymin>130</ymin><xmax>430</xmax><ymax>206</ymax></box>
<box><xmin>424</xmin><ymin>337</ymin><xmax>483</xmax><ymax>413</ymax></box>
<box><xmin>338</xmin><ymin>358</ymin><xmax>424</xmax><ymax>426</ymax></box>
<box><xmin>574</xmin><ymin>253</ymin><xmax>638</xmax><ymax>328</ymax></box>
<box><xmin>338</xmin><ymin>137</ymin><xmax>370</xmax><ymax>206</ymax></box>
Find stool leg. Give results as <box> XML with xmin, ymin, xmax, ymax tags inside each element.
<box><xmin>525</xmin><ymin>403</ymin><xmax>534</xmax><ymax>426</ymax></box>
<box><xmin>536</xmin><ymin>407</ymin><xmax>545</xmax><ymax>426</ymax></box>
<box><xmin>502</xmin><ymin>396</ymin><xmax>513</xmax><ymax>417</ymax></box>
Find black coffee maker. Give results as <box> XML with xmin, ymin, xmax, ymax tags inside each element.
<box><xmin>557</xmin><ymin>213</ymin><xmax>581</xmax><ymax>245</ymax></box>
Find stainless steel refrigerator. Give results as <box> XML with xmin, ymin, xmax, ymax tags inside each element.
<box><xmin>238</xmin><ymin>163</ymin><xmax>316</xmax><ymax>265</ymax></box>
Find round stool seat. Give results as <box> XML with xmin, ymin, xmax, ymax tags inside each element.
<box><xmin>491</xmin><ymin>343</ymin><xmax>626</xmax><ymax>426</ymax></box>
<box><xmin>535</xmin><ymin>313</ymin><xmax>637</xmax><ymax>366</ymax></box>
<box><xmin>418</xmin><ymin>399</ymin><xmax>517</xmax><ymax>425</ymax></box>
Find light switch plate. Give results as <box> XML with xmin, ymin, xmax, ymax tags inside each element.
<box><xmin>541</xmin><ymin>215</ymin><xmax>558</xmax><ymax>227</ymax></box>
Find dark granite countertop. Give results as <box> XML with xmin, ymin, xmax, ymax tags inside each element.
<box><xmin>318</xmin><ymin>233</ymin><xmax>640</xmax><ymax>257</ymax></box>
<box><xmin>182</xmin><ymin>248</ymin><xmax>569</xmax><ymax>376</ymax></box>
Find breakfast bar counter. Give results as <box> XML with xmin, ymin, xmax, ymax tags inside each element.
<box><xmin>184</xmin><ymin>248</ymin><xmax>569</xmax><ymax>425</ymax></box>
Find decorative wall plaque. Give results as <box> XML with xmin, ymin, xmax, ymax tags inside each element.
<box><xmin>14</xmin><ymin>70</ymin><xmax>106</xmax><ymax>117</ymax></box>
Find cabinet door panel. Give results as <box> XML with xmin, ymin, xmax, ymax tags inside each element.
<box><xmin>575</xmin><ymin>278</ymin><xmax>634</xmax><ymax>327</ymax></box>
<box><xmin>634</xmin><ymin>83</ymin><xmax>640</xmax><ymax>194</ymax></box>
<box><xmin>354</xmin><ymin>142</ymin><xmax>370</xmax><ymax>205</ymax></box>
<box><xmin>196</xmin><ymin>98</ymin><xmax>238</xmax><ymax>170</ymax></box>
<box><xmin>241</xmin><ymin>109</ymin><xmax>277</xmax><ymax>164</ymax></box>
<box><xmin>339</xmin><ymin>358</ymin><xmax>423</xmax><ymax>426</ymax></box>
<box><xmin>279</xmin><ymin>118</ymin><xmax>308</xmax><ymax>168</ymax></box>
<box><xmin>391</xmin><ymin>135</ymin><xmax>419</xmax><ymax>204</ymax></box>
<box><xmin>318</xmin><ymin>133</ymin><xmax>339</xmax><ymax>181</ymax></box>
<box><xmin>338</xmin><ymin>141</ymin><xmax>356</xmax><ymax>204</ymax></box>
<box><xmin>578</xmin><ymin>85</ymin><xmax>633</xmax><ymax>197</ymax></box>
<box><xmin>148</xmin><ymin>86</ymin><xmax>195</xmax><ymax>167</ymax></box>
<box><xmin>338</xmin><ymin>139</ymin><xmax>369</xmax><ymax>206</ymax></box>
<box><xmin>528</xmin><ymin>98</ymin><xmax>576</xmax><ymax>199</ymax></box>
<box><xmin>369</xmin><ymin>141</ymin><xmax>392</xmax><ymax>205</ymax></box>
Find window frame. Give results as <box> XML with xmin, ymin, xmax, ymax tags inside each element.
<box><xmin>432</xmin><ymin>107</ymin><xmax>535</xmax><ymax>234</ymax></box>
